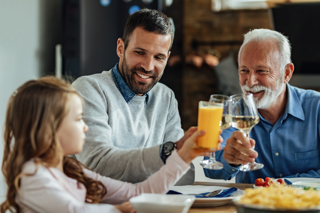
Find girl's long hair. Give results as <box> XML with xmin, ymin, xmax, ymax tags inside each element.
<box><xmin>0</xmin><ymin>76</ymin><xmax>106</xmax><ymax>213</ymax></box>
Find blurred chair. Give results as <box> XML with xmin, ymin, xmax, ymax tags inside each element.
<box><xmin>214</xmin><ymin>52</ymin><xmax>242</xmax><ymax>96</ymax></box>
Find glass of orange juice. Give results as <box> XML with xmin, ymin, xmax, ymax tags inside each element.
<box><xmin>198</xmin><ymin>101</ymin><xmax>224</xmax><ymax>170</ymax></box>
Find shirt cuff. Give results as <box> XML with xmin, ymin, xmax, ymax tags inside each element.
<box><xmin>221</xmin><ymin>157</ymin><xmax>240</xmax><ymax>175</ymax></box>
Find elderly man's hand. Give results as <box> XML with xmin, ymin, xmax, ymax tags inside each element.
<box><xmin>223</xmin><ymin>131</ymin><xmax>258</xmax><ymax>166</ymax></box>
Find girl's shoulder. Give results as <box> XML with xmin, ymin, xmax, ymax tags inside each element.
<box><xmin>21</xmin><ymin>159</ymin><xmax>69</xmax><ymax>186</ymax></box>
<box><xmin>22</xmin><ymin>159</ymin><xmax>49</xmax><ymax>176</ymax></box>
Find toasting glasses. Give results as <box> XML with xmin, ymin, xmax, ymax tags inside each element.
<box><xmin>230</xmin><ymin>93</ymin><xmax>264</xmax><ymax>172</ymax></box>
<box><xmin>199</xmin><ymin>95</ymin><xmax>231</xmax><ymax>170</ymax></box>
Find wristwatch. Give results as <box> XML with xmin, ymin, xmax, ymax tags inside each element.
<box><xmin>160</xmin><ymin>142</ymin><xmax>177</xmax><ymax>163</ymax></box>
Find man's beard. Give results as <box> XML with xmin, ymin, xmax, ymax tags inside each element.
<box><xmin>121</xmin><ymin>55</ymin><xmax>163</xmax><ymax>95</ymax></box>
<box><xmin>240</xmin><ymin>74</ymin><xmax>285</xmax><ymax>109</ymax></box>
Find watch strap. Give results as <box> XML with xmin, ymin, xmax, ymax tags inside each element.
<box><xmin>160</xmin><ymin>142</ymin><xmax>176</xmax><ymax>164</ymax></box>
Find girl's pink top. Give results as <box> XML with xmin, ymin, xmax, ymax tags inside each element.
<box><xmin>17</xmin><ymin>150</ymin><xmax>190</xmax><ymax>213</ymax></box>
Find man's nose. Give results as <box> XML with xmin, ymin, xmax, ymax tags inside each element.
<box><xmin>141</xmin><ymin>56</ymin><xmax>154</xmax><ymax>72</ymax></box>
<box><xmin>246</xmin><ymin>71</ymin><xmax>258</xmax><ymax>87</ymax></box>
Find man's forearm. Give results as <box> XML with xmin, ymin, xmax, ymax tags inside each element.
<box><xmin>76</xmin><ymin>142</ymin><xmax>164</xmax><ymax>183</ymax></box>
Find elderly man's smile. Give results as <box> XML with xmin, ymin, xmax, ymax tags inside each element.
<box><xmin>249</xmin><ymin>90</ymin><xmax>264</xmax><ymax>97</ymax></box>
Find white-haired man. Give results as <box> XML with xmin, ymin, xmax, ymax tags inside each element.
<box><xmin>205</xmin><ymin>29</ymin><xmax>320</xmax><ymax>183</ymax></box>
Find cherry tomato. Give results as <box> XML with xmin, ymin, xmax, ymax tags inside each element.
<box><xmin>263</xmin><ymin>181</ymin><xmax>270</xmax><ymax>187</ymax></box>
<box><xmin>255</xmin><ymin>178</ymin><xmax>265</xmax><ymax>186</ymax></box>
<box><xmin>277</xmin><ymin>179</ymin><xmax>285</xmax><ymax>184</ymax></box>
<box><xmin>265</xmin><ymin>177</ymin><xmax>273</xmax><ymax>183</ymax></box>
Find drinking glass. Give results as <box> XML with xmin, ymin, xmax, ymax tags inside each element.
<box><xmin>198</xmin><ymin>100</ymin><xmax>224</xmax><ymax>170</ymax></box>
<box><xmin>210</xmin><ymin>95</ymin><xmax>232</xmax><ymax>131</ymax></box>
<box><xmin>230</xmin><ymin>93</ymin><xmax>264</xmax><ymax>172</ymax></box>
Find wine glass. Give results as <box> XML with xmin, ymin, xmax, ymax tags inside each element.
<box><xmin>199</xmin><ymin>95</ymin><xmax>229</xmax><ymax>170</ymax></box>
<box><xmin>230</xmin><ymin>93</ymin><xmax>264</xmax><ymax>172</ymax></box>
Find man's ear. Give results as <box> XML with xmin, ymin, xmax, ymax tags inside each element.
<box><xmin>117</xmin><ymin>38</ymin><xmax>125</xmax><ymax>59</ymax></box>
<box><xmin>284</xmin><ymin>63</ymin><xmax>294</xmax><ymax>83</ymax></box>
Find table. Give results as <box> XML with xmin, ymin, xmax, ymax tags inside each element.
<box><xmin>188</xmin><ymin>181</ymin><xmax>253</xmax><ymax>213</ymax></box>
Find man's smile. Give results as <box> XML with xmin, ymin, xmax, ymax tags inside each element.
<box><xmin>135</xmin><ymin>71</ymin><xmax>153</xmax><ymax>83</ymax></box>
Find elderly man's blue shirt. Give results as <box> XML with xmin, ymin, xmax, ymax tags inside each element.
<box><xmin>204</xmin><ymin>84</ymin><xmax>320</xmax><ymax>183</ymax></box>
<box><xmin>111</xmin><ymin>63</ymin><xmax>149</xmax><ymax>104</ymax></box>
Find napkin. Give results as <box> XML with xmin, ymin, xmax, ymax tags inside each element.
<box><xmin>284</xmin><ymin>179</ymin><xmax>292</xmax><ymax>185</ymax></box>
<box><xmin>167</xmin><ymin>187</ymin><xmax>238</xmax><ymax>198</ymax></box>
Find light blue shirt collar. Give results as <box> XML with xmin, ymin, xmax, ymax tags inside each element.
<box><xmin>111</xmin><ymin>63</ymin><xmax>150</xmax><ymax>105</ymax></box>
<box><xmin>285</xmin><ymin>83</ymin><xmax>305</xmax><ymax>121</ymax></box>
<box><xmin>259</xmin><ymin>83</ymin><xmax>305</xmax><ymax>125</ymax></box>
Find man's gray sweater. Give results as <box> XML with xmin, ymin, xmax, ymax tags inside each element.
<box><xmin>72</xmin><ymin>70</ymin><xmax>194</xmax><ymax>185</ymax></box>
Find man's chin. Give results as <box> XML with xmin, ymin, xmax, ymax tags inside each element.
<box><xmin>255</xmin><ymin>97</ymin><xmax>274</xmax><ymax>110</ymax></box>
<box><xmin>132</xmin><ymin>85</ymin><xmax>153</xmax><ymax>95</ymax></box>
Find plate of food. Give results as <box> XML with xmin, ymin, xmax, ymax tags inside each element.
<box><xmin>169</xmin><ymin>185</ymin><xmax>243</xmax><ymax>207</ymax></box>
<box><xmin>234</xmin><ymin>183</ymin><xmax>320</xmax><ymax>213</ymax></box>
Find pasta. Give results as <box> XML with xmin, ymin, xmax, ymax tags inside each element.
<box><xmin>239</xmin><ymin>184</ymin><xmax>320</xmax><ymax>209</ymax></box>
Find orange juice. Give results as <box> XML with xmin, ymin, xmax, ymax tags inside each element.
<box><xmin>197</xmin><ymin>101</ymin><xmax>223</xmax><ymax>149</ymax></box>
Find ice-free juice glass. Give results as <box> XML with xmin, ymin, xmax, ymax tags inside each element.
<box><xmin>197</xmin><ymin>101</ymin><xmax>223</xmax><ymax>149</ymax></box>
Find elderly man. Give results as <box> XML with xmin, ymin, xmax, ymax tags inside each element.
<box><xmin>205</xmin><ymin>29</ymin><xmax>320</xmax><ymax>183</ymax></box>
<box><xmin>72</xmin><ymin>9</ymin><xmax>195</xmax><ymax>185</ymax></box>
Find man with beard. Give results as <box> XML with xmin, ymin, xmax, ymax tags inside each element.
<box><xmin>72</xmin><ymin>9</ymin><xmax>196</xmax><ymax>185</ymax></box>
<box><xmin>204</xmin><ymin>29</ymin><xmax>320</xmax><ymax>183</ymax></box>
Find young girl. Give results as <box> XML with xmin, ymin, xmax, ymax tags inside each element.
<box><xmin>1</xmin><ymin>76</ymin><xmax>221</xmax><ymax>213</ymax></box>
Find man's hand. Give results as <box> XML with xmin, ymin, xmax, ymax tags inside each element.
<box><xmin>177</xmin><ymin>128</ymin><xmax>223</xmax><ymax>164</ymax></box>
<box><xmin>175</xmin><ymin>127</ymin><xmax>198</xmax><ymax>150</ymax></box>
<box><xmin>223</xmin><ymin>131</ymin><xmax>258</xmax><ymax>165</ymax></box>
<box><xmin>114</xmin><ymin>202</ymin><xmax>136</xmax><ymax>213</ymax></box>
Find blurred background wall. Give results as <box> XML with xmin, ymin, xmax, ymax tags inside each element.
<box><xmin>0</xmin><ymin>0</ymin><xmax>61</xmax><ymax>202</ymax></box>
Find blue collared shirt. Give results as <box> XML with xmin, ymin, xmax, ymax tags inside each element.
<box><xmin>204</xmin><ymin>84</ymin><xmax>320</xmax><ymax>183</ymax></box>
<box><xmin>111</xmin><ymin>63</ymin><xmax>149</xmax><ymax>104</ymax></box>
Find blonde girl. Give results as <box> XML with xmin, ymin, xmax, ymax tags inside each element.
<box><xmin>1</xmin><ymin>76</ymin><xmax>220</xmax><ymax>213</ymax></box>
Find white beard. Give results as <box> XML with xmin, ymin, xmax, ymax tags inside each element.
<box><xmin>240</xmin><ymin>75</ymin><xmax>285</xmax><ymax>109</ymax></box>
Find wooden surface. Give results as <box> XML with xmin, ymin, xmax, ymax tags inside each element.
<box><xmin>188</xmin><ymin>181</ymin><xmax>253</xmax><ymax>213</ymax></box>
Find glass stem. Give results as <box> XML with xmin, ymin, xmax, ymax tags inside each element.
<box><xmin>241</xmin><ymin>130</ymin><xmax>250</xmax><ymax>138</ymax></box>
<box><xmin>240</xmin><ymin>129</ymin><xmax>256</xmax><ymax>163</ymax></box>
<box><xmin>210</xmin><ymin>152</ymin><xmax>217</xmax><ymax>163</ymax></box>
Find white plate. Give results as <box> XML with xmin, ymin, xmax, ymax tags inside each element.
<box><xmin>287</xmin><ymin>177</ymin><xmax>320</xmax><ymax>189</ymax></box>
<box><xmin>129</xmin><ymin>193</ymin><xmax>195</xmax><ymax>213</ymax></box>
<box><xmin>169</xmin><ymin>185</ymin><xmax>243</xmax><ymax>207</ymax></box>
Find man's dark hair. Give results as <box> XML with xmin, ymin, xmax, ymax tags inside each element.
<box><xmin>122</xmin><ymin>9</ymin><xmax>174</xmax><ymax>51</ymax></box>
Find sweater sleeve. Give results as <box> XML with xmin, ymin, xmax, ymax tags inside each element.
<box><xmin>72</xmin><ymin>76</ymin><xmax>168</xmax><ymax>183</ymax></box>
<box><xmin>162</xmin><ymin>89</ymin><xmax>195</xmax><ymax>185</ymax></box>
<box><xmin>163</xmin><ymin>90</ymin><xmax>184</xmax><ymax>143</ymax></box>
<box><xmin>83</xmin><ymin>150</ymin><xmax>190</xmax><ymax>204</ymax></box>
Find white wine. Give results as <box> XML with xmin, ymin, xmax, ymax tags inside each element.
<box><xmin>231</xmin><ymin>116</ymin><xmax>260</xmax><ymax>131</ymax></box>
<box><xmin>220</xmin><ymin>115</ymin><xmax>232</xmax><ymax>130</ymax></box>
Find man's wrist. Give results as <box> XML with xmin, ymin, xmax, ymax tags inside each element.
<box><xmin>175</xmin><ymin>141</ymin><xmax>183</xmax><ymax>150</ymax></box>
<box><xmin>160</xmin><ymin>142</ymin><xmax>177</xmax><ymax>164</ymax></box>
